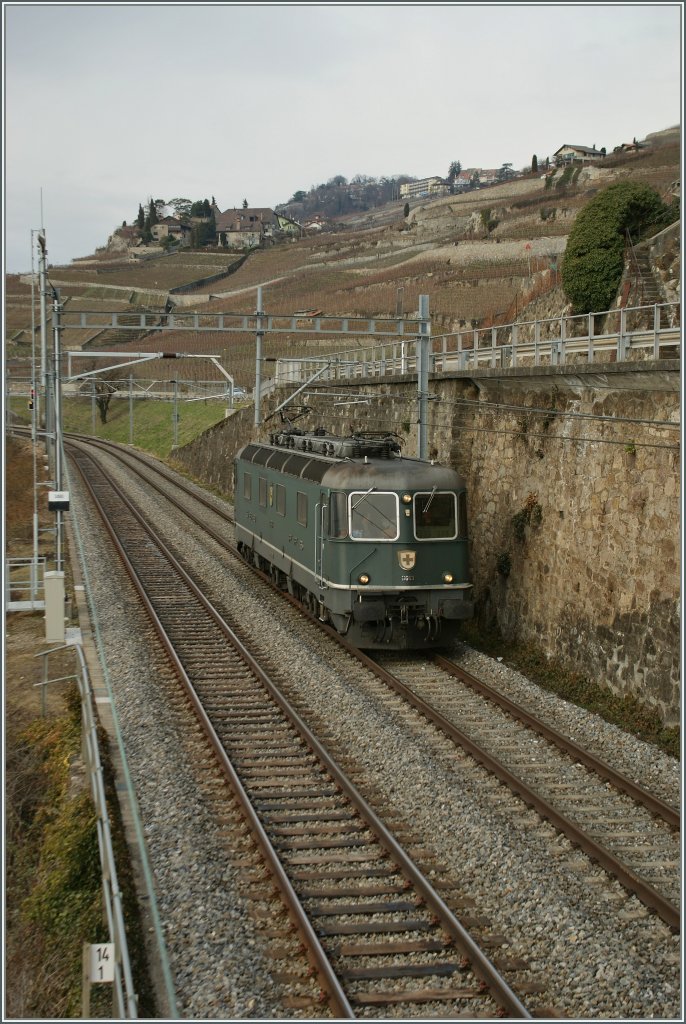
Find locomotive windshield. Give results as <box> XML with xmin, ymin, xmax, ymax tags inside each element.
<box><xmin>414</xmin><ymin>491</ymin><xmax>458</xmax><ymax>539</ymax></box>
<box><xmin>349</xmin><ymin>491</ymin><xmax>399</xmax><ymax>541</ymax></box>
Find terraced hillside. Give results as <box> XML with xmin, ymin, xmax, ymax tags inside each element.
<box><xmin>5</xmin><ymin>129</ymin><xmax>680</xmax><ymax>392</ymax></box>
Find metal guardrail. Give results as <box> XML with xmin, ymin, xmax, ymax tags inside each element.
<box><xmin>5</xmin><ymin>557</ymin><xmax>46</xmax><ymax>610</ymax></box>
<box><xmin>35</xmin><ymin>641</ymin><xmax>138</xmax><ymax>1018</ymax></box>
<box><xmin>275</xmin><ymin>300</ymin><xmax>681</xmax><ymax>384</ymax></box>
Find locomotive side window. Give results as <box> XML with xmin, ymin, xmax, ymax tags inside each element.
<box><xmin>243</xmin><ymin>472</ymin><xmax>252</xmax><ymax>501</ymax></box>
<box><xmin>414</xmin><ymin>491</ymin><xmax>457</xmax><ymax>539</ymax></box>
<box><xmin>350</xmin><ymin>491</ymin><xmax>399</xmax><ymax>541</ymax></box>
<box><xmin>297</xmin><ymin>491</ymin><xmax>308</xmax><ymax>527</ymax></box>
<box><xmin>259</xmin><ymin>477</ymin><xmax>267</xmax><ymax>507</ymax></box>
<box><xmin>275</xmin><ymin>483</ymin><xmax>286</xmax><ymax>516</ymax></box>
<box><xmin>329</xmin><ymin>491</ymin><xmax>348</xmax><ymax>538</ymax></box>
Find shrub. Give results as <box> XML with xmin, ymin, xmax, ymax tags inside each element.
<box><xmin>561</xmin><ymin>181</ymin><xmax>670</xmax><ymax>314</ymax></box>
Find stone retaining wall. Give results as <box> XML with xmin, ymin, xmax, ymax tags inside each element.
<box><xmin>172</xmin><ymin>363</ymin><xmax>680</xmax><ymax>725</ymax></box>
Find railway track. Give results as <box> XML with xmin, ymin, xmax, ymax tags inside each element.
<box><xmin>68</xmin><ymin>443</ymin><xmax>532</xmax><ymax>1019</ymax></box>
<box><xmin>66</xmin><ymin>434</ymin><xmax>680</xmax><ymax>934</ymax></box>
<box><xmin>371</xmin><ymin>655</ymin><xmax>680</xmax><ymax>930</ymax></box>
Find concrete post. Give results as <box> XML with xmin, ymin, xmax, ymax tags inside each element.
<box><xmin>255</xmin><ymin>285</ymin><xmax>264</xmax><ymax>427</ymax></box>
<box><xmin>44</xmin><ymin>570</ymin><xmax>65</xmax><ymax>643</ymax></box>
<box><xmin>417</xmin><ymin>295</ymin><xmax>430</xmax><ymax>460</ymax></box>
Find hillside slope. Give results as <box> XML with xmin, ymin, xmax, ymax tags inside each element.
<box><xmin>5</xmin><ymin>129</ymin><xmax>680</xmax><ymax>389</ymax></box>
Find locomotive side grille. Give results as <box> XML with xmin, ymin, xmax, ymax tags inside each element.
<box><xmin>249</xmin><ymin>447</ymin><xmax>271</xmax><ymax>466</ymax></box>
<box><xmin>301</xmin><ymin>461</ymin><xmax>331</xmax><ymax>483</ymax></box>
<box><xmin>241</xmin><ymin>443</ymin><xmax>263</xmax><ymax>462</ymax></box>
<box><xmin>266</xmin><ymin>450</ymin><xmax>291</xmax><ymax>470</ymax></box>
<box><xmin>281</xmin><ymin>454</ymin><xmax>311</xmax><ymax>476</ymax></box>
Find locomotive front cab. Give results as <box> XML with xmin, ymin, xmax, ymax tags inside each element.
<box><xmin>320</xmin><ymin>469</ymin><xmax>473</xmax><ymax>648</ymax></box>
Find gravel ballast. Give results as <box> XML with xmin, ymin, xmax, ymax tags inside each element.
<box><xmin>69</xmin><ymin>448</ymin><xmax>681</xmax><ymax>1020</ymax></box>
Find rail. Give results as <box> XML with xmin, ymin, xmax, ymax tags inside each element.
<box><xmin>274</xmin><ymin>300</ymin><xmax>681</xmax><ymax>385</ymax></box>
<box><xmin>35</xmin><ymin>642</ymin><xmax>138</xmax><ymax>1018</ymax></box>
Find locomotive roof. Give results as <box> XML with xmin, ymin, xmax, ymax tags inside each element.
<box><xmin>236</xmin><ymin>440</ymin><xmax>465</xmax><ymax>489</ymax></box>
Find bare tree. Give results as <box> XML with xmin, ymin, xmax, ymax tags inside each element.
<box><xmin>77</xmin><ymin>361</ymin><xmax>120</xmax><ymax>424</ymax></box>
<box><xmin>93</xmin><ymin>378</ymin><xmax>118</xmax><ymax>423</ymax></box>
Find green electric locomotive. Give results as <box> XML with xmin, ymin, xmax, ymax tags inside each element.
<box><xmin>234</xmin><ymin>429</ymin><xmax>473</xmax><ymax>649</ymax></box>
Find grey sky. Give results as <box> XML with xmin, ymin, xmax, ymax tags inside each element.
<box><xmin>3</xmin><ymin>2</ymin><xmax>682</xmax><ymax>272</ymax></box>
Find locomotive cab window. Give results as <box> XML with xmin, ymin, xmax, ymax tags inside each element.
<box><xmin>414</xmin><ymin>491</ymin><xmax>457</xmax><ymax>540</ymax></box>
<box><xmin>258</xmin><ymin>477</ymin><xmax>268</xmax><ymax>508</ymax></box>
<box><xmin>350</xmin><ymin>491</ymin><xmax>399</xmax><ymax>541</ymax></box>
<box><xmin>275</xmin><ymin>483</ymin><xmax>286</xmax><ymax>516</ymax></box>
<box><xmin>243</xmin><ymin>472</ymin><xmax>252</xmax><ymax>501</ymax></box>
<box><xmin>329</xmin><ymin>491</ymin><xmax>348</xmax><ymax>538</ymax></box>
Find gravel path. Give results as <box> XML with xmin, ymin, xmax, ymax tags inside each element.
<box><xmin>69</xmin><ymin>447</ymin><xmax>681</xmax><ymax>1020</ymax></box>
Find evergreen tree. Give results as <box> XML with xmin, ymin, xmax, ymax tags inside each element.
<box><xmin>242</xmin><ymin>198</ymin><xmax>248</xmax><ymax>209</ymax></box>
<box><xmin>137</xmin><ymin>204</ymin><xmax>145</xmax><ymax>229</ymax></box>
<box><xmin>532</xmin><ymin>154</ymin><xmax>538</xmax><ymax>174</ymax></box>
<box><xmin>148</xmin><ymin>199</ymin><xmax>158</xmax><ymax>226</ymax></box>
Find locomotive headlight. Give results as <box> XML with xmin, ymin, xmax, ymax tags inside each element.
<box><xmin>443</xmin><ymin>572</ymin><xmax>454</xmax><ymax>584</ymax></box>
<box><xmin>402</xmin><ymin>493</ymin><xmax>412</xmax><ymax>504</ymax></box>
<box><xmin>358</xmin><ymin>573</ymin><xmax>370</xmax><ymax>585</ymax></box>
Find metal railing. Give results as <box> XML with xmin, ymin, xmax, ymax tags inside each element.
<box><xmin>274</xmin><ymin>300</ymin><xmax>681</xmax><ymax>385</ymax></box>
<box><xmin>5</xmin><ymin>557</ymin><xmax>46</xmax><ymax>610</ymax></box>
<box><xmin>36</xmin><ymin>642</ymin><xmax>138</xmax><ymax>1017</ymax></box>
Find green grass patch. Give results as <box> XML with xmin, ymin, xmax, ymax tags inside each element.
<box><xmin>61</xmin><ymin>394</ymin><xmax>230</xmax><ymax>458</ymax></box>
<box><xmin>460</xmin><ymin>622</ymin><xmax>679</xmax><ymax>759</ymax></box>
<box><xmin>8</xmin><ymin>393</ymin><xmax>235</xmax><ymax>459</ymax></box>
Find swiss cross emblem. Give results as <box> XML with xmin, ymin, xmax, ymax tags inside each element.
<box><xmin>398</xmin><ymin>550</ymin><xmax>416</xmax><ymax>570</ymax></box>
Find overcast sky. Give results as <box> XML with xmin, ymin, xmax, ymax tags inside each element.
<box><xmin>3</xmin><ymin>2</ymin><xmax>682</xmax><ymax>272</ymax></box>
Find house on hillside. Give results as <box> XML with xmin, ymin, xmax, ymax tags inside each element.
<box><xmin>554</xmin><ymin>144</ymin><xmax>605</xmax><ymax>165</ymax></box>
<box><xmin>399</xmin><ymin>177</ymin><xmax>450</xmax><ymax>199</ymax></box>
<box><xmin>613</xmin><ymin>140</ymin><xmax>649</xmax><ymax>154</ymax></box>
<box><xmin>478</xmin><ymin>169</ymin><xmax>500</xmax><ymax>186</ymax></box>
<box><xmin>452</xmin><ymin>170</ymin><xmax>478</xmax><ymax>192</ymax></box>
<box><xmin>151</xmin><ymin>216</ymin><xmax>191</xmax><ymax>245</ymax></box>
<box><xmin>215</xmin><ymin>206</ymin><xmax>300</xmax><ymax>248</ymax></box>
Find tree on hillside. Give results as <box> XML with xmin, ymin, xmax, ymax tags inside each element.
<box><xmin>242</xmin><ymin>198</ymin><xmax>248</xmax><ymax>209</ymax></box>
<box><xmin>79</xmin><ymin>364</ymin><xmax>119</xmax><ymax>424</ymax></box>
<box><xmin>190</xmin><ymin>201</ymin><xmax>216</xmax><ymax>246</ymax></box>
<box><xmin>169</xmin><ymin>197</ymin><xmax>192</xmax><ymax>219</ymax></box>
<box><xmin>147</xmin><ymin>199</ymin><xmax>158</xmax><ymax>226</ymax></box>
<box><xmin>137</xmin><ymin>203</ymin><xmax>145</xmax><ymax>229</ymax></box>
<box><xmin>448</xmin><ymin>160</ymin><xmax>462</xmax><ymax>181</ymax></box>
<box><xmin>561</xmin><ymin>181</ymin><xmax>673</xmax><ymax>313</ymax></box>
<box><xmin>531</xmin><ymin>154</ymin><xmax>538</xmax><ymax>174</ymax></box>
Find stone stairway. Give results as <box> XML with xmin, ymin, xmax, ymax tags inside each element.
<box><xmin>630</xmin><ymin>246</ymin><xmax>662</xmax><ymax>306</ymax></box>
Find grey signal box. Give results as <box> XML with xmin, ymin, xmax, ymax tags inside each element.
<box><xmin>48</xmin><ymin>490</ymin><xmax>70</xmax><ymax>511</ymax></box>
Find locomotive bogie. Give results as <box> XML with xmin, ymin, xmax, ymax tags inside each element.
<box><xmin>234</xmin><ymin>433</ymin><xmax>473</xmax><ymax>650</ymax></box>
